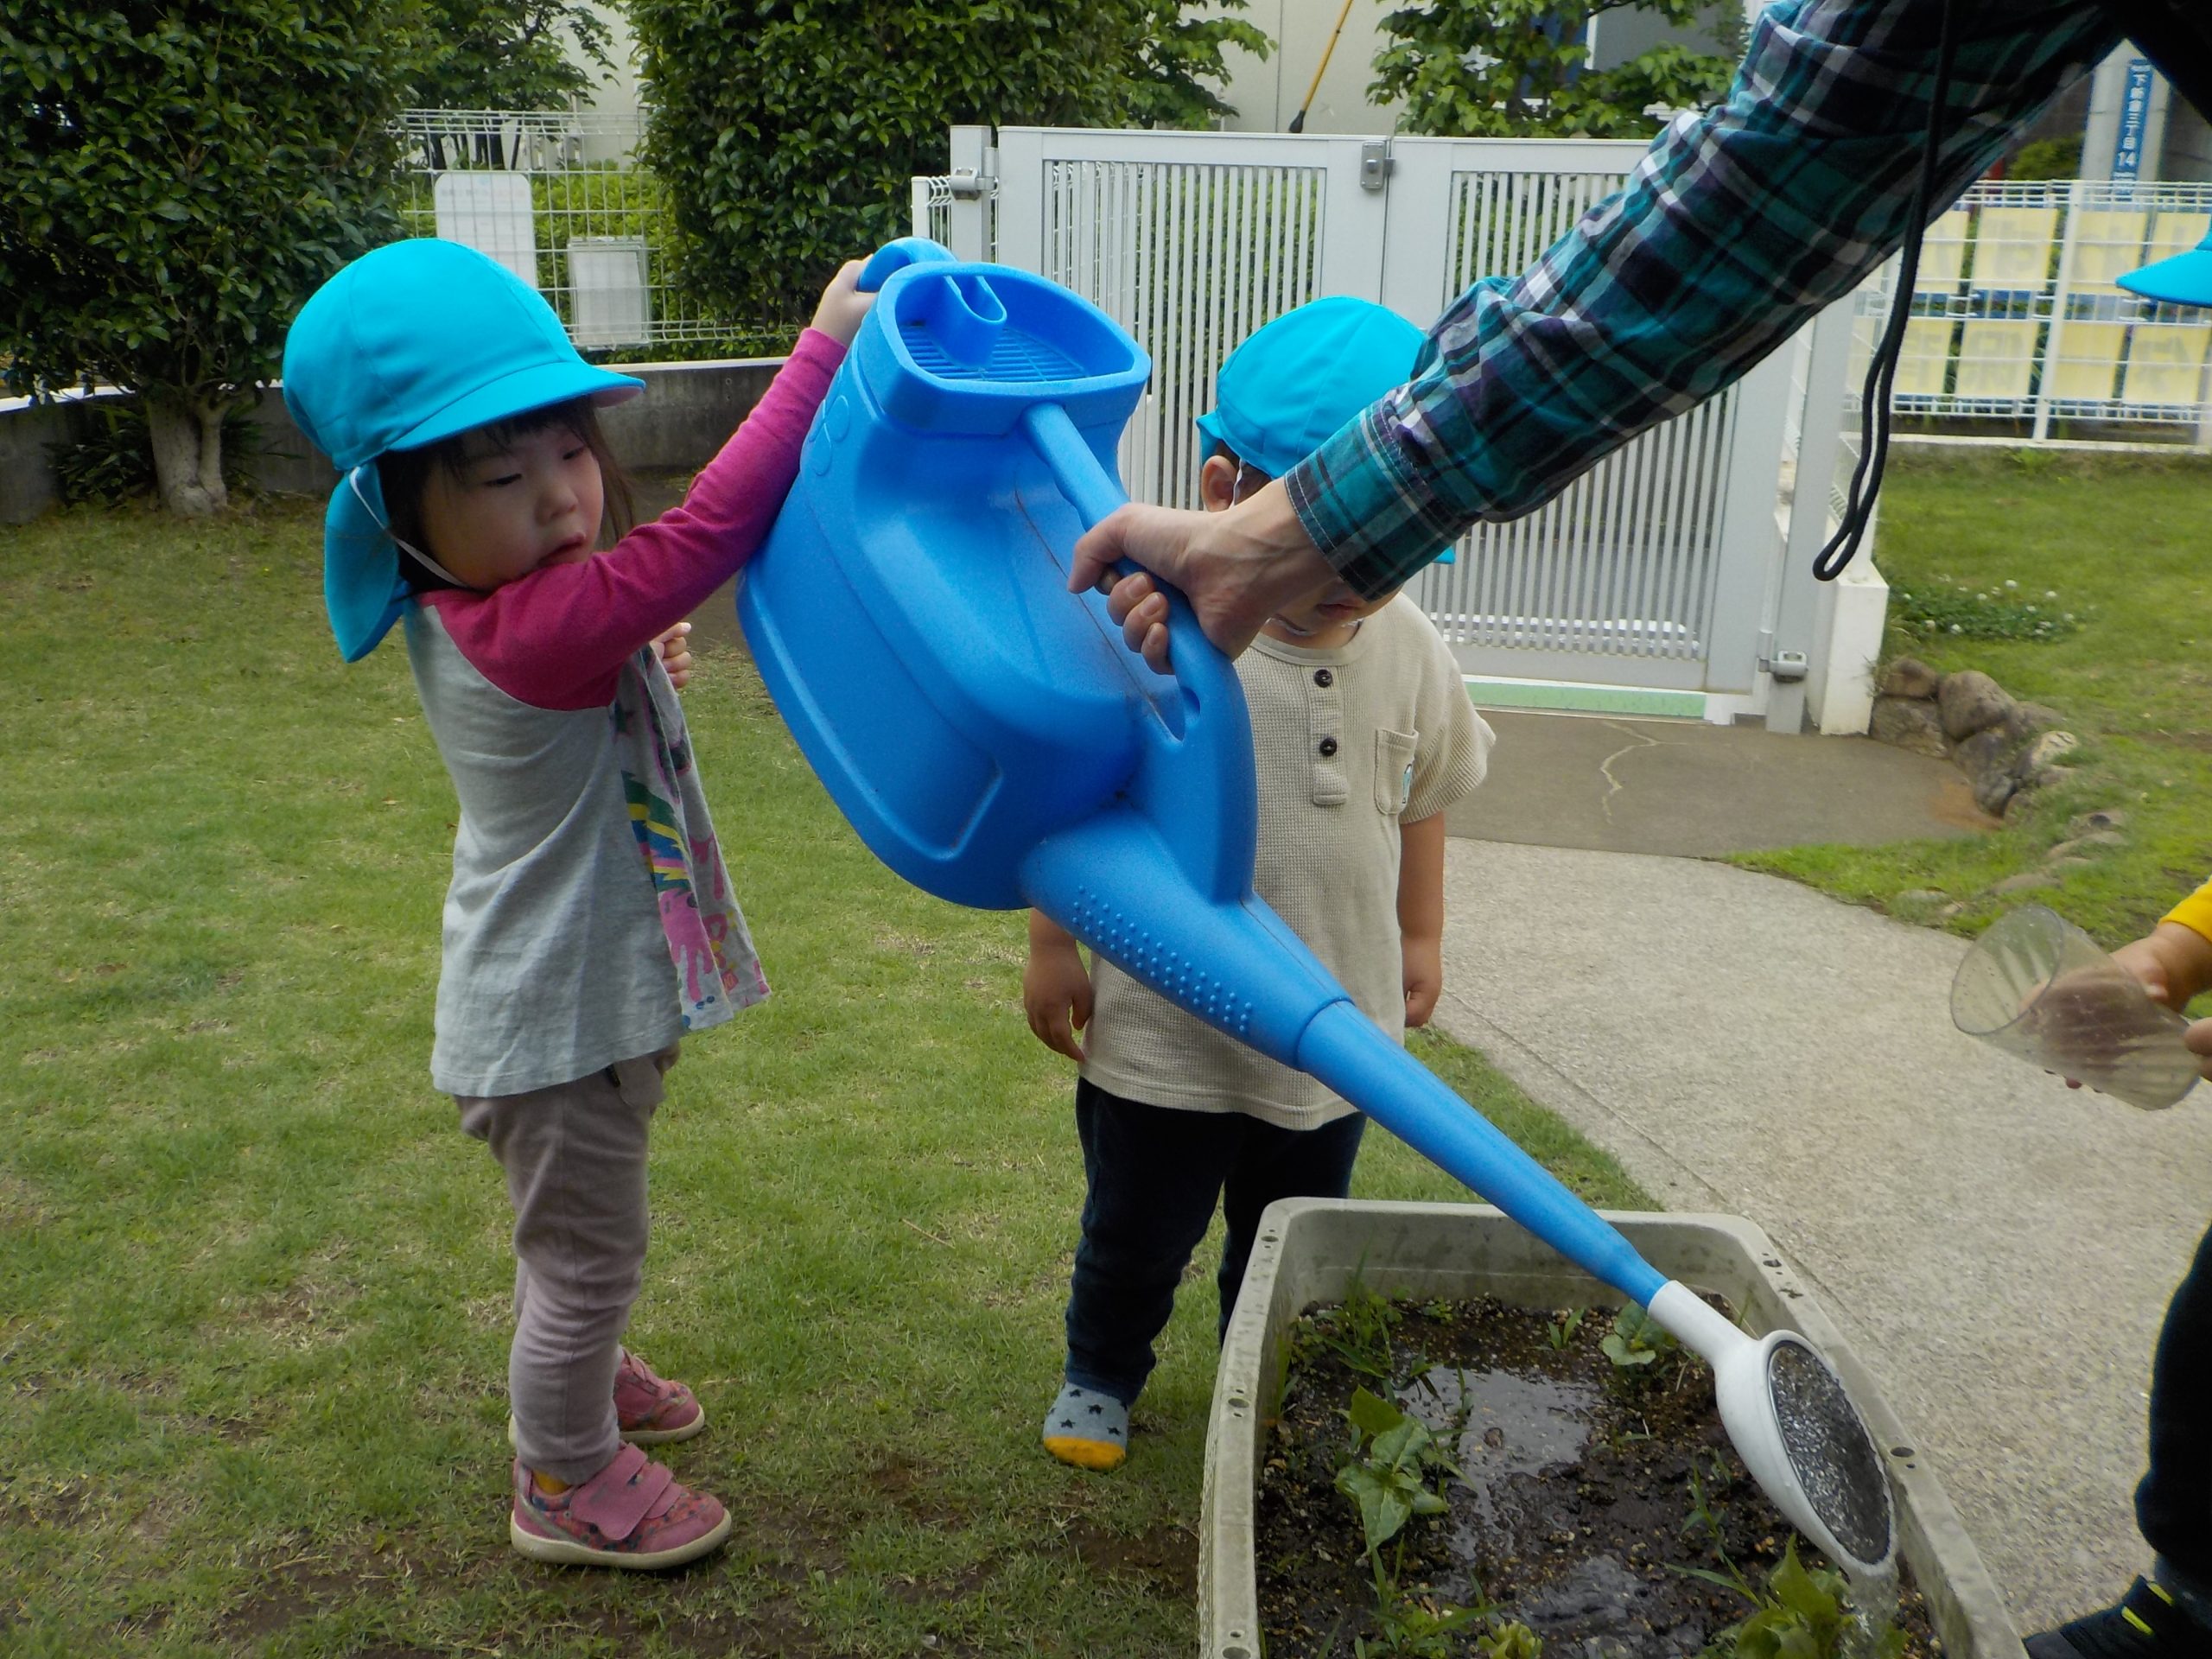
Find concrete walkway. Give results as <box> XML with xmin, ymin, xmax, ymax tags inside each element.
<box><xmin>1429</xmin><ymin>715</ymin><xmax>2212</xmax><ymax>1634</ymax></box>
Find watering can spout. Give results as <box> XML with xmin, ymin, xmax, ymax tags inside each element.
<box><xmin>1294</xmin><ymin>1001</ymin><xmax>1671</xmax><ymax>1301</ymax></box>
<box><xmin>1022</xmin><ymin>819</ymin><xmax>1671</xmax><ymax>1306</ymax></box>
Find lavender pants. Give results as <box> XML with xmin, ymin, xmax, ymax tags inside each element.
<box><xmin>456</xmin><ymin>1046</ymin><xmax>677</xmax><ymax>1484</ymax></box>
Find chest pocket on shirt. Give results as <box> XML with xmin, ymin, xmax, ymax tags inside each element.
<box><xmin>1374</xmin><ymin>728</ymin><xmax>1418</xmax><ymax>816</ymax></box>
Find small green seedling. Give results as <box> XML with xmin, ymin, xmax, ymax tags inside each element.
<box><xmin>1478</xmin><ymin>1619</ymin><xmax>1543</xmax><ymax>1659</ymax></box>
<box><xmin>1334</xmin><ymin>1386</ymin><xmax>1483</xmax><ymax>1656</ymax></box>
<box><xmin>1600</xmin><ymin>1303</ymin><xmax>1676</xmax><ymax>1375</ymax></box>
<box><xmin>1315</xmin><ymin>1274</ymin><xmax>1403</xmax><ymax>1380</ymax></box>
<box><xmin>1672</xmin><ymin>1446</ymin><xmax>1757</xmax><ymax>1603</ymax></box>
<box><xmin>1688</xmin><ymin>1539</ymin><xmax>1904</xmax><ymax>1659</ymax></box>
<box><xmin>1400</xmin><ymin>1362</ymin><xmax>1459</xmax><ymax>1437</ymax></box>
<box><xmin>1681</xmin><ymin>1447</ymin><xmax>1734</xmax><ymax>1549</ymax></box>
<box><xmin>1546</xmin><ymin>1308</ymin><xmax>1586</xmax><ymax>1349</ymax></box>
<box><xmin>1335</xmin><ymin>1387</ymin><xmax>1457</xmax><ymax>1567</ymax></box>
<box><xmin>1355</xmin><ymin>1595</ymin><xmax>1485</xmax><ymax>1659</ymax></box>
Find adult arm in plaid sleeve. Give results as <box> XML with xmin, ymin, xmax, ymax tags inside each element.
<box><xmin>1071</xmin><ymin>0</ymin><xmax>2120</xmax><ymax>670</ymax></box>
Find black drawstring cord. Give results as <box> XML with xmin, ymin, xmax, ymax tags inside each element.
<box><xmin>1814</xmin><ymin>0</ymin><xmax>1961</xmax><ymax>582</ymax></box>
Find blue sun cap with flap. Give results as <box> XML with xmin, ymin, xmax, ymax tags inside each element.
<box><xmin>2119</xmin><ymin>219</ymin><xmax>2212</xmax><ymax>308</ymax></box>
<box><xmin>1193</xmin><ymin>295</ymin><xmax>1453</xmax><ymax>567</ymax></box>
<box><xmin>281</xmin><ymin>238</ymin><xmax>644</xmax><ymax>662</ymax></box>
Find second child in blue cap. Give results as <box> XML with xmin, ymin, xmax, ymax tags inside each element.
<box><xmin>1022</xmin><ymin>297</ymin><xmax>1496</xmax><ymax>1471</ymax></box>
<box><xmin>281</xmin><ymin>241</ymin><xmax>873</xmax><ymax>1570</ymax></box>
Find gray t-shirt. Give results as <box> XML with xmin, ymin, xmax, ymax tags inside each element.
<box><xmin>407</xmin><ymin>607</ymin><xmax>765</xmax><ymax>1097</ymax></box>
<box><xmin>1080</xmin><ymin>595</ymin><xmax>1493</xmax><ymax>1129</ymax></box>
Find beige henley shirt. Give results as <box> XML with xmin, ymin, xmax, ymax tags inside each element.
<box><xmin>1080</xmin><ymin>595</ymin><xmax>1494</xmax><ymax>1130</ymax></box>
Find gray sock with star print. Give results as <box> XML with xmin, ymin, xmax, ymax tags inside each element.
<box><xmin>1041</xmin><ymin>1382</ymin><xmax>1129</xmax><ymax>1471</ymax></box>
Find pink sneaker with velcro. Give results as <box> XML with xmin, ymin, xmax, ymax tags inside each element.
<box><xmin>509</xmin><ymin>1443</ymin><xmax>730</xmax><ymax>1569</ymax></box>
<box><xmin>505</xmin><ymin>1347</ymin><xmax>705</xmax><ymax>1452</ymax></box>
<box><xmin>611</xmin><ymin>1347</ymin><xmax>705</xmax><ymax>1445</ymax></box>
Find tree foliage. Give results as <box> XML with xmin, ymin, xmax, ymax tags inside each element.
<box><xmin>0</xmin><ymin>3</ymin><xmax>413</xmax><ymax>514</ymax></box>
<box><xmin>629</xmin><ymin>0</ymin><xmax>1268</xmax><ymax>326</ymax></box>
<box><xmin>1371</xmin><ymin>0</ymin><xmax>1738</xmax><ymax>139</ymax></box>
<box><xmin>1127</xmin><ymin>0</ymin><xmax>1272</xmax><ymax>130</ymax></box>
<box><xmin>2006</xmin><ymin>134</ymin><xmax>2084</xmax><ymax>182</ymax></box>
<box><xmin>407</xmin><ymin>0</ymin><xmax>616</xmax><ymax>111</ymax></box>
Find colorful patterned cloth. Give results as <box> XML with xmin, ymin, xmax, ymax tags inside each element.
<box><xmin>614</xmin><ymin>652</ymin><xmax>767</xmax><ymax>1032</ymax></box>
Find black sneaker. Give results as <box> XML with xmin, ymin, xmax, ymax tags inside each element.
<box><xmin>2026</xmin><ymin>1580</ymin><xmax>2212</xmax><ymax>1659</ymax></box>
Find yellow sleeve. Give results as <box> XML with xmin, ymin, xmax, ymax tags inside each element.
<box><xmin>2164</xmin><ymin>877</ymin><xmax>2212</xmax><ymax>947</ymax></box>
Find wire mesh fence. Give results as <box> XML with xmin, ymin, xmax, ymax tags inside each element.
<box><xmin>393</xmin><ymin>108</ymin><xmax>797</xmax><ymax>359</ymax></box>
<box><xmin>1850</xmin><ymin>179</ymin><xmax>2212</xmax><ymax>442</ymax></box>
<box><xmin>912</xmin><ymin>173</ymin><xmax>998</xmax><ymax>261</ymax></box>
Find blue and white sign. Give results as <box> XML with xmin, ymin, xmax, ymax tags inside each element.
<box><xmin>2111</xmin><ymin>58</ymin><xmax>2153</xmax><ymax>189</ymax></box>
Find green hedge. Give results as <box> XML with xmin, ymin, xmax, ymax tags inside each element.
<box><xmin>627</xmin><ymin>2</ymin><xmax>1254</xmax><ymax>327</ymax></box>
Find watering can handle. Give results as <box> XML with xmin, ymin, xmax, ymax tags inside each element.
<box><xmin>856</xmin><ymin>237</ymin><xmax>957</xmax><ymax>292</ymax></box>
<box><xmin>1020</xmin><ymin>402</ymin><xmax>1245</xmax><ymax>747</ymax></box>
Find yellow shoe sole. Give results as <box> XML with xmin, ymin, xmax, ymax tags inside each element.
<box><xmin>1044</xmin><ymin>1434</ymin><xmax>1127</xmax><ymax>1471</ymax></box>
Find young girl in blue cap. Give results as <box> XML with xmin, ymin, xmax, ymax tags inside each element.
<box><xmin>1021</xmin><ymin>297</ymin><xmax>1494</xmax><ymax>1471</ymax></box>
<box><xmin>282</xmin><ymin>238</ymin><xmax>871</xmax><ymax>1568</ymax></box>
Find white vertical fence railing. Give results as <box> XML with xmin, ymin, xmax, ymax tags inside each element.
<box><xmin>969</xmin><ymin>129</ymin><xmax>1863</xmax><ymax>726</ymax></box>
<box><xmin>1778</xmin><ymin>294</ymin><xmax>1880</xmax><ymax>735</ymax></box>
<box><xmin>993</xmin><ymin>130</ymin><xmax>1384</xmax><ymax>512</ymax></box>
<box><xmin>1385</xmin><ymin>139</ymin><xmax>1760</xmax><ymax>696</ymax></box>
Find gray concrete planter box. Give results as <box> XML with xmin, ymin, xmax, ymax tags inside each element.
<box><xmin>1199</xmin><ymin>1198</ymin><xmax>2018</xmax><ymax>1659</ymax></box>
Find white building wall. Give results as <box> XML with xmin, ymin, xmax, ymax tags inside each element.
<box><xmin>569</xmin><ymin>1</ymin><xmax>1772</xmax><ymax>152</ymax></box>
<box><xmin>1205</xmin><ymin>0</ymin><xmax>1404</xmax><ymax>135</ymax></box>
<box><xmin>570</xmin><ymin>1</ymin><xmax>1382</xmax><ymax>138</ymax></box>
<box><xmin>579</xmin><ymin>3</ymin><xmax>642</xmax><ymax>118</ymax></box>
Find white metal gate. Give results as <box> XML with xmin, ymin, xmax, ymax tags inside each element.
<box><xmin>943</xmin><ymin>126</ymin><xmax>1872</xmax><ymax>729</ymax></box>
<box><xmin>1379</xmin><ymin>138</ymin><xmax>1775</xmax><ymax>701</ymax></box>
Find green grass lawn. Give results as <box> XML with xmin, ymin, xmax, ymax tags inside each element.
<box><xmin>0</xmin><ymin>499</ymin><xmax>1645</xmax><ymax>1657</ymax></box>
<box><xmin>1738</xmin><ymin>447</ymin><xmax>2212</xmax><ymax>954</ymax></box>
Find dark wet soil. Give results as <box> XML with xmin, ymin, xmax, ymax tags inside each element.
<box><xmin>1254</xmin><ymin>1294</ymin><xmax>1942</xmax><ymax>1658</ymax></box>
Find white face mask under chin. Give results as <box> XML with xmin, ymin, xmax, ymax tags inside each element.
<box><xmin>349</xmin><ymin>465</ymin><xmax>477</xmax><ymax>591</ymax></box>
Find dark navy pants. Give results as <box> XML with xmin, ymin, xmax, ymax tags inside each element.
<box><xmin>2141</xmin><ymin>1217</ymin><xmax>2212</xmax><ymax>1593</ymax></box>
<box><xmin>1062</xmin><ymin>1077</ymin><xmax>1366</xmax><ymax>1406</ymax></box>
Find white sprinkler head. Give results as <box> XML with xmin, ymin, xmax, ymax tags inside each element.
<box><xmin>1649</xmin><ymin>1281</ymin><xmax>1896</xmax><ymax>1578</ymax></box>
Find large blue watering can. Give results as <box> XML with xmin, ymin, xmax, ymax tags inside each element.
<box><xmin>740</xmin><ymin>239</ymin><xmax>1894</xmax><ymax>1577</ymax></box>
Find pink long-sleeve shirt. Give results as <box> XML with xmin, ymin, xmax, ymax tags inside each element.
<box><xmin>419</xmin><ymin>329</ymin><xmax>845</xmax><ymax>710</ymax></box>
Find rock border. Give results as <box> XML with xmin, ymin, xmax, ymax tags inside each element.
<box><xmin>1868</xmin><ymin>658</ymin><xmax>2078</xmax><ymax>817</ymax></box>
